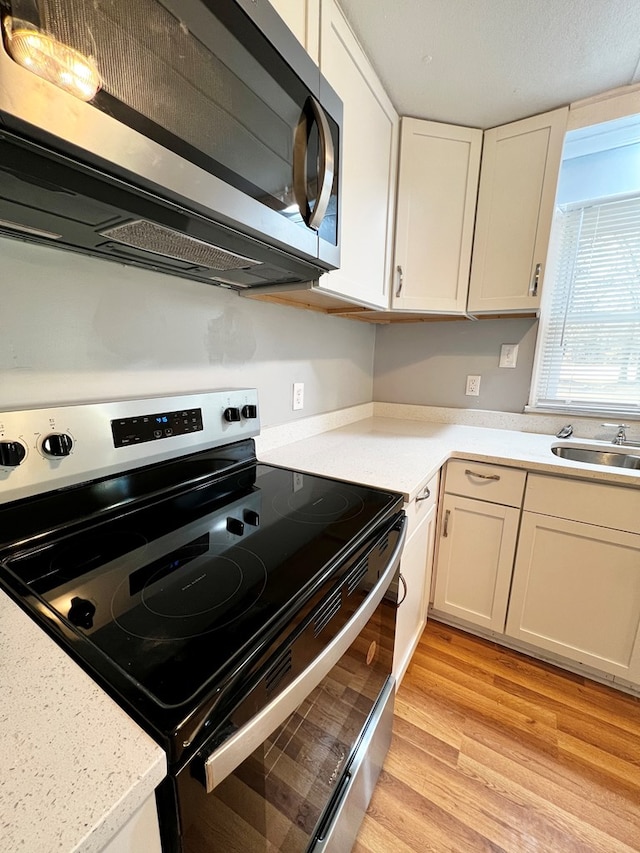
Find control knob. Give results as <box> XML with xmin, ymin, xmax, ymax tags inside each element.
<box><xmin>226</xmin><ymin>517</ymin><xmax>245</xmax><ymax>536</ymax></box>
<box><xmin>0</xmin><ymin>441</ymin><xmax>26</xmax><ymax>467</ymax></box>
<box><xmin>42</xmin><ymin>432</ymin><xmax>73</xmax><ymax>457</ymax></box>
<box><xmin>68</xmin><ymin>596</ymin><xmax>96</xmax><ymax>630</ymax></box>
<box><xmin>242</xmin><ymin>404</ymin><xmax>257</xmax><ymax>419</ymax></box>
<box><xmin>223</xmin><ymin>407</ymin><xmax>241</xmax><ymax>423</ymax></box>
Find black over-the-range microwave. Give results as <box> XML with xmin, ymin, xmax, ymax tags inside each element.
<box><xmin>0</xmin><ymin>0</ymin><xmax>342</xmax><ymax>288</ymax></box>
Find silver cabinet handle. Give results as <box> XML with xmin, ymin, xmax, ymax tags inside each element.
<box><xmin>416</xmin><ymin>486</ymin><xmax>431</xmax><ymax>502</ymax></box>
<box><xmin>293</xmin><ymin>96</ymin><xmax>335</xmax><ymax>232</ymax></box>
<box><xmin>442</xmin><ymin>509</ymin><xmax>450</xmax><ymax>537</ymax></box>
<box><xmin>529</xmin><ymin>262</ymin><xmax>541</xmax><ymax>296</ymax></box>
<box><xmin>465</xmin><ymin>469</ymin><xmax>500</xmax><ymax>481</ymax></box>
<box><xmin>395</xmin><ymin>265</ymin><xmax>404</xmax><ymax>297</ymax></box>
<box><xmin>396</xmin><ymin>573</ymin><xmax>407</xmax><ymax>607</ymax></box>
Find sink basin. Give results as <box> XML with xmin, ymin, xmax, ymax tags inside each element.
<box><xmin>551</xmin><ymin>443</ymin><xmax>640</xmax><ymax>469</ymax></box>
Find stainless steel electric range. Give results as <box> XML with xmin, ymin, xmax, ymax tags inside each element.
<box><xmin>0</xmin><ymin>390</ymin><xmax>406</xmax><ymax>853</ymax></box>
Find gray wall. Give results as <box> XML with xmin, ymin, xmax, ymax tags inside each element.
<box><xmin>0</xmin><ymin>239</ymin><xmax>375</xmax><ymax>426</ymax></box>
<box><xmin>373</xmin><ymin>318</ymin><xmax>539</xmax><ymax>412</ymax></box>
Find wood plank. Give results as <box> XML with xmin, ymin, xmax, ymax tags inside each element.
<box><xmin>421</xmin><ymin>622</ymin><xmax>640</xmax><ymax>731</ymax></box>
<box><xmin>355</xmin><ymin>620</ymin><xmax>640</xmax><ymax>852</ymax></box>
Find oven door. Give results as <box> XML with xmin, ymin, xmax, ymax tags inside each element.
<box><xmin>174</xmin><ymin>519</ymin><xmax>405</xmax><ymax>853</ymax></box>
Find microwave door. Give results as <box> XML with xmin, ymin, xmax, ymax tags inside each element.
<box><xmin>0</xmin><ymin>0</ymin><xmax>342</xmax><ymax>270</ymax></box>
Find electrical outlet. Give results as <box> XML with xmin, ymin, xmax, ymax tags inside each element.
<box><xmin>499</xmin><ymin>343</ymin><xmax>519</xmax><ymax>368</ymax></box>
<box><xmin>292</xmin><ymin>382</ymin><xmax>304</xmax><ymax>410</ymax></box>
<box><xmin>293</xmin><ymin>472</ymin><xmax>304</xmax><ymax>492</ymax></box>
<box><xmin>466</xmin><ymin>375</ymin><xmax>481</xmax><ymax>396</ymax></box>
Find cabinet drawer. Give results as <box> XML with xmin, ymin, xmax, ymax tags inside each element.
<box><xmin>444</xmin><ymin>460</ymin><xmax>525</xmax><ymax>507</ymax></box>
<box><xmin>525</xmin><ymin>474</ymin><xmax>640</xmax><ymax>534</ymax></box>
<box><xmin>405</xmin><ymin>472</ymin><xmax>439</xmax><ymax>538</ymax></box>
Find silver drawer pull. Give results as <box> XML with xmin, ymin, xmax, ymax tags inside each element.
<box><xmin>465</xmin><ymin>469</ymin><xmax>500</xmax><ymax>481</ymax></box>
<box><xmin>416</xmin><ymin>486</ymin><xmax>431</xmax><ymax>502</ymax></box>
<box><xmin>442</xmin><ymin>509</ymin><xmax>450</xmax><ymax>537</ymax></box>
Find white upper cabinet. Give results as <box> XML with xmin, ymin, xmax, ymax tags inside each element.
<box><xmin>268</xmin><ymin>0</ymin><xmax>320</xmax><ymax>60</ymax></box>
<box><xmin>317</xmin><ymin>0</ymin><xmax>399</xmax><ymax>309</ymax></box>
<box><xmin>467</xmin><ymin>107</ymin><xmax>568</xmax><ymax>313</ymax></box>
<box><xmin>392</xmin><ymin>119</ymin><xmax>482</xmax><ymax>313</ymax></box>
<box><xmin>266</xmin><ymin>5</ymin><xmax>569</xmax><ymax>320</ymax></box>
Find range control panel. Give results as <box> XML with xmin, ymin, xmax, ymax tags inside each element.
<box><xmin>112</xmin><ymin>408</ymin><xmax>204</xmax><ymax>447</ymax></box>
<box><xmin>0</xmin><ymin>389</ymin><xmax>259</xmax><ymax>505</ymax></box>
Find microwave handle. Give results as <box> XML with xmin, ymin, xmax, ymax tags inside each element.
<box><xmin>308</xmin><ymin>98</ymin><xmax>335</xmax><ymax>231</ymax></box>
<box><xmin>293</xmin><ymin>97</ymin><xmax>335</xmax><ymax>232</ymax></box>
<box><xmin>201</xmin><ymin>514</ymin><xmax>407</xmax><ymax>793</ymax></box>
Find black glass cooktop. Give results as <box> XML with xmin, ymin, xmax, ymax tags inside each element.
<box><xmin>1</xmin><ymin>455</ymin><xmax>400</xmax><ymax>711</ymax></box>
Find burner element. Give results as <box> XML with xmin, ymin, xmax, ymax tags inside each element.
<box><xmin>111</xmin><ymin>546</ymin><xmax>268</xmax><ymax>640</ymax></box>
<box><xmin>272</xmin><ymin>479</ymin><xmax>365</xmax><ymax>525</ymax></box>
<box><xmin>143</xmin><ymin>555</ymin><xmax>244</xmax><ymax>618</ymax></box>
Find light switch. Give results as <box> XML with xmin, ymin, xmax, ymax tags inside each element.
<box><xmin>499</xmin><ymin>344</ymin><xmax>519</xmax><ymax>368</ymax></box>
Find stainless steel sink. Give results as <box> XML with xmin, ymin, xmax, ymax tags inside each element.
<box><xmin>551</xmin><ymin>443</ymin><xmax>640</xmax><ymax>469</ymax></box>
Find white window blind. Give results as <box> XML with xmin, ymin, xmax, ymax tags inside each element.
<box><xmin>533</xmin><ymin>193</ymin><xmax>640</xmax><ymax>416</ymax></box>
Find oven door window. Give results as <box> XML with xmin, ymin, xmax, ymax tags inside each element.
<box><xmin>178</xmin><ymin>596</ymin><xmax>395</xmax><ymax>852</ymax></box>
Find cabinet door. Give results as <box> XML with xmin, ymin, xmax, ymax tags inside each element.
<box><xmin>467</xmin><ymin>107</ymin><xmax>567</xmax><ymax>313</ymax></box>
<box><xmin>392</xmin><ymin>118</ymin><xmax>482</xmax><ymax>313</ymax></box>
<box><xmin>393</xmin><ymin>503</ymin><xmax>437</xmax><ymax>686</ymax></box>
<box><xmin>318</xmin><ymin>0</ymin><xmax>398</xmax><ymax>309</ymax></box>
<box><xmin>506</xmin><ymin>512</ymin><xmax>640</xmax><ymax>683</ymax></box>
<box><xmin>268</xmin><ymin>0</ymin><xmax>320</xmax><ymax>60</ymax></box>
<box><xmin>432</xmin><ymin>494</ymin><xmax>519</xmax><ymax>632</ymax></box>
<box><xmin>100</xmin><ymin>796</ymin><xmax>162</xmax><ymax>853</ymax></box>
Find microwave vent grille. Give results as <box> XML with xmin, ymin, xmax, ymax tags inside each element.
<box><xmin>100</xmin><ymin>220</ymin><xmax>262</xmax><ymax>270</ymax></box>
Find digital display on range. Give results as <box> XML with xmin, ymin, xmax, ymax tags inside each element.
<box><xmin>111</xmin><ymin>408</ymin><xmax>203</xmax><ymax>448</ymax></box>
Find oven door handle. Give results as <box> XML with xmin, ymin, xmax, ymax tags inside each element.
<box><xmin>202</xmin><ymin>514</ymin><xmax>407</xmax><ymax>793</ymax></box>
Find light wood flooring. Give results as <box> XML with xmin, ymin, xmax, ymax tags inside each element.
<box><xmin>354</xmin><ymin>620</ymin><xmax>640</xmax><ymax>853</ymax></box>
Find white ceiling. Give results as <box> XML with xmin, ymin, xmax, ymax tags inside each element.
<box><xmin>337</xmin><ymin>0</ymin><xmax>640</xmax><ymax>128</ymax></box>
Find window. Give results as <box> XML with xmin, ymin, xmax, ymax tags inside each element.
<box><xmin>531</xmin><ymin>115</ymin><xmax>640</xmax><ymax>418</ymax></box>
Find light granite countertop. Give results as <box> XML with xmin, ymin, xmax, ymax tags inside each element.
<box><xmin>258</xmin><ymin>413</ymin><xmax>640</xmax><ymax>501</ymax></box>
<box><xmin>0</xmin><ymin>591</ymin><xmax>166</xmax><ymax>853</ymax></box>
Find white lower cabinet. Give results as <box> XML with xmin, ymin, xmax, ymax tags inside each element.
<box><xmin>430</xmin><ymin>466</ymin><xmax>640</xmax><ymax>691</ymax></box>
<box><xmin>430</xmin><ymin>460</ymin><xmax>525</xmax><ymax>633</ymax></box>
<box><xmin>431</xmin><ymin>493</ymin><xmax>520</xmax><ymax>632</ymax></box>
<box><xmin>100</xmin><ymin>795</ymin><xmax>162</xmax><ymax>853</ymax></box>
<box><xmin>505</xmin><ymin>475</ymin><xmax>640</xmax><ymax>685</ymax></box>
<box><xmin>393</xmin><ymin>476</ymin><xmax>438</xmax><ymax>685</ymax></box>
